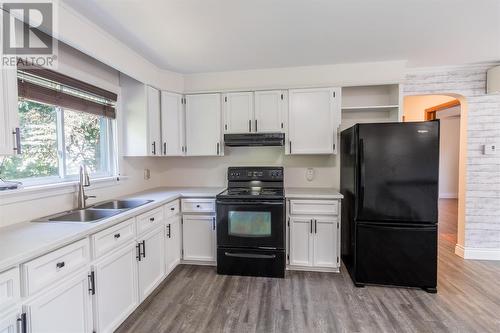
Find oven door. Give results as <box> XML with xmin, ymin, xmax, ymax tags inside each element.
<box><xmin>216</xmin><ymin>200</ymin><xmax>285</xmax><ymax>249</ymax></box>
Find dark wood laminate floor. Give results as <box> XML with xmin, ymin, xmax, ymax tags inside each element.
<box><xmin>116</xmin><ymin>200</ymin><xmax>500</xmax><ymax>333</ymax></box>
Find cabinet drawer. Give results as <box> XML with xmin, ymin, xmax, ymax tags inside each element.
<box><xmin>92</xmin><ymin>218</ymin><xmax>136</xmax><ymax>258</ymax></box>
<box><xmin>0</xmin><ymin>267</ymin><xmax>20</xmax><ymax>312</ymax></box>
<box><xmin>289</xmin><ymin>200</ymin><xmax>338</xmax><ymax>216</ymax></box>
<box><xmin>181</xmin><ymin>199</ymin><xmax>215</xmax><ymax>213</ymax></box>
<box><xmin>164</xmin><ymin>200</ymin><xmax>180</xmax><ymax>219</ymax></box>
<box><xmin>137</xmin><ymin>207</ymin><xmax>164</xmax><ymax>235</ymax></box>
<box><xmin>23</xmin><ymin>239</ymin><xmax>89</xmax><ymax>296</ymax></box>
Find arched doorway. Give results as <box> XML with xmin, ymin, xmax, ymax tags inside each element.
<box><xmin>403</xmin><ymin>94</ymin><xmax>467</xmax><ymax>255</ymax></box>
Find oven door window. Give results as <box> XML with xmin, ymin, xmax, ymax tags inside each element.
<box><xmin>229</xmin><ymin>211</ymin><xmax>271</xmax><ymax>237</ymax></box>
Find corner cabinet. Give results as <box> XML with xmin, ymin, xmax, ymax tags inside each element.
<box><xmin>287</xmin><ymin>87</ymin><xmax>341</xmax><ymax>155</ymax></box>
<box><xmin>120</xmin><ymin>74</ymin><xmax>161</xmax><ymax>156</ymax></box>
<box><xmin>0</xmin><ymin>63</ymin><xmax>19</xmax><ymax>156</ymax></box>
<box><xmin>185</xmin><ymin>94</ymin><xmax>223</xmax><ymax>156</ymax></box>
<box><xmin>288</xmin><ymin>199</ymin><xmax>341</xmax><ymax>272</ymax></box>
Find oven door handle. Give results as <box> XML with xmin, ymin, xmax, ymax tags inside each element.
<box><xmin>216</xmin><ymin>200</ymin><xmax>284</xmax><ymax>206</ymax></box>
<box><xmin>224</xmin><ymin>252</ymin><xmax>277</xmax><ymax>259</ymax></box>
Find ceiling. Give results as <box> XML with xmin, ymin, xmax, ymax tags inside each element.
<box><xmin>63</xmin><ymin>0</ymin><xmax>500</xmax><ymax>74</ymax></box>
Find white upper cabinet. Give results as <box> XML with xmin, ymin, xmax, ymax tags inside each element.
<box><xmin>0</xmin><ymin>62</ymin><xmax>19</xmax><ymax>156</ymax></box>
<box><xmin>161</xmin><ymin>91</ymin><xmax>185</xmax><ymax>156</ymax></box>
<box><xmin>254</xmin><ymin>90</ymin><xmax>286</xmax><ymax>133</ymax></box>
<box><xmin>185</xmin><ymin>94</ymin><xmax>222</xmax><ymax>156</ymax></box>
<box><xmin>120</xmin><ymin>74</ymin><xmax>161</xmax><ymax>156</ymax></box>
<box><xmin>222</xmin><ymin>92</ymin><xmax>254</xmax><ymax>133</ymax></box>
<box><xmin>146</xmin><ymin>86</ymin><xmax>161</xmax><ymax>156</ymax></box>
<box><xmin>287</xmin><ymin>87</ymin><xmax>341</xmax><ymax>154</ymax></box>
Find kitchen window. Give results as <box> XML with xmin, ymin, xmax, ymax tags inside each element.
<box><xmin>0</xmin><ymin>68</ymin><xmax>117</xmax><ymax>185</ymax></box>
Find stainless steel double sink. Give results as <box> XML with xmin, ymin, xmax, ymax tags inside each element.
<box><xmin>32</xmin><ymin>199</ymin><xmax>153</xmax><ymax>223</ymax></box>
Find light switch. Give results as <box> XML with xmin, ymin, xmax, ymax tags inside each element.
<box><xmin>483</xmin><ymin>144</ymin><xmax>497</xmax><ymax>155</ymax></box>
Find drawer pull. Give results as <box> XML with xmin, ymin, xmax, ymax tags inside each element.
<box><xmin>196</xmin><ymin>205</ymin><xmax>201</xmax><ymax>208</ymax></box>
<box><xmin>150</xmin><ymin>217</ymin><xmax>155</xmax><ymax>222</ymax></box>
<box><xmin>114</xmin><ymin>233</ymin><xmax>121</xmax><ymax>239</ymax></box>
<box><xmin>56</xmin><ymin>262</ymin><xmax>65</xmax><ymax>269</ymax></box>
<box><xmin>170</xmin><ymin>207</ymin><xmax>175</xmax><ymax>211</ymax></box>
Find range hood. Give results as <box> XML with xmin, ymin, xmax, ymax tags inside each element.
<box><xmin>224</xmin><ymin>133</ymin><xmax>285</xmax><ymax>147</ymax></box>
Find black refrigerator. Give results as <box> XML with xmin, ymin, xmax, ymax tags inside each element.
<box><xmin>340</xmin><ymin>121</ymin><xmax>439</xmax><ymax>293</ymax></box>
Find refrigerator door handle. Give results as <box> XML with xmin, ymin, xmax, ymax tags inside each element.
<box><xmin>359</xmin><ymin>139</ymin><xmax>365</xmax><ymax>213</ymax></box>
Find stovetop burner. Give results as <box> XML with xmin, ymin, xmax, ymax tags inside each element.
<box><xmin>218</xmin><ymin>187</ymin><xmax>284</xmax><ymax>199</ymax></box>
<box><xmin>216</xmin><ymin>166</ymin><xmax>285</xmax><ymax>200</ymax></box>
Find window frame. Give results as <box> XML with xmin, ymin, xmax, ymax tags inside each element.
<box><xmin>3</xmin><ymin>98</ymin><xmax>118</xmax><ymax>186</ymax></box>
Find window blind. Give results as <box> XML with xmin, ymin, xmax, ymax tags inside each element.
<box><xmin>17</xmin><ymin>67</ymin><xmax>117</xmax><ymax>119</ymax></box>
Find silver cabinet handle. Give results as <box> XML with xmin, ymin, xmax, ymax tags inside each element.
<box><xmin>216</xmin><ymin>142</ymin><xmax>220</xmax><ymax>155</ymax></box>
<box><xmin>248</xmin><ymin>119</ymin><xmax>252</xmax><ymax>132</ymax></box>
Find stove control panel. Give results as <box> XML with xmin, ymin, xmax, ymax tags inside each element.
<box><xmin>228</xmin><ymin>167</ymin><xmax>283</xmax><ymax>181</ymax></box>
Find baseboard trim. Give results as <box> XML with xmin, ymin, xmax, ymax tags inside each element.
<box><xmin>455</xmin><ymin>244</ymin><xmax>500</xmax><ymax>260</ymax></box>
<box><xmin>287</xmin><ymin>265</ymin><xmax>340</xmax><ymax>273</ymax></box>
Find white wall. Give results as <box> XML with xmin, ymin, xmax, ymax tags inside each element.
<box><xmin>184</xmin><ymin>61</ymin><xmax>407</xmax><ymax>92</ymax></box>
<box><xmin>160</xmin><ymin>148</ymin><xmax>338</xmax><ymax>188</ymax></box>
<box><xmin>438</xmin><ymin>114</ymin><xmax>460</xmax><ymax>198</ymax></box>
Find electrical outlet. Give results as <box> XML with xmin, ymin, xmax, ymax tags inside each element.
<box><xmin>306</xmin><ymin>168</ymin><xmax>315</xmax><ymax>182</ymax></box>
<box><xmin>483</xmin><ymin>144</ymin><xmax>497</xmax><ymax>155</ymax></box>
<box><xmin>144</xmin><ymin>168</ymin><xmax>151</xmax><ymax>180</ymax></box>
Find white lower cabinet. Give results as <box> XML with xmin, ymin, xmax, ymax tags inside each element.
<box><xmin>0</xmin><ymin>308</ymin><xmax>21</xmax><ymax>333</ymax></box>
<box><xmin>288</xmin><ymin>199</ymin><xmax>341</xmax><ymax>271</ymax></box>
<box><xmin>182</xmin><ymin>215</ymin><xmax>216</xmax><ymax>262</ymax></box>
<box><xmin>165</xmin><ymin>215</ymin><xmax>181</xmax><ymax>275</ymax></box>
<box><xmin>92</xmin><ymin>242</ymin><xmax>138</xmax><ymax>333</ymax></box>
<box><xmin>25</xmin><ymin>269</ymin><xmax>93</xmax><ymax>333</ymax></box>
<box><xmin>289</xmin><ymin>217</ymin><xmax>314</xmax><ymax>267</ymax></box>
<box><xmin>312</xmin><ymin>217</ymin><xmax>338</xmax><ymax>268</ymax></box>
<box><xmin>137</xmin><ymin>226</ymin><xmax>166</xmax><ymax>301</ymax></box>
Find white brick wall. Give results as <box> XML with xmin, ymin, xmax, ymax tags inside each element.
<box><xmin>404</xmin><ymin>64</ymin><xmax>500</xmax><ymax>250</ymax></box>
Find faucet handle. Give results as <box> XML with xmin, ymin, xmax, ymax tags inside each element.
<box><xmin>85</xmin><ymin>195</ymin><xmax>96</xmax><ymax>199</ymax></box>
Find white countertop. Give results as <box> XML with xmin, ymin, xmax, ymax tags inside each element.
<box><xmin>0</xmin><ymin>187</ymin><xmax>224</xmax><ymax>272</ymax></box>
<box><xmin>285</xmin><ymin>187</ymin><xmax>343</xmax><ymax>199</ymax></box>
<box><xmin>0</xmin><ymin>186</ymin><xmax>342</xmax><ymax>272</ymax></box>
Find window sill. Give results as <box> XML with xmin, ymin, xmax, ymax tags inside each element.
<box><xmin>0</xmin><ymin>176</ymin><xmax>128</xmax><ymax>206</ymax></box>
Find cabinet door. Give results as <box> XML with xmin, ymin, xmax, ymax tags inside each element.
<box><xmin>27</xmin><ymin>270</ymin><xmax>93</xmax><ymax>333</ymax></box>
<box><xmin>312</xmin><ymin>217</ymin><xmax>338</xmax><ymax>268</ymax></box>
<box><xmin>146</xmin><ymin>86</ymin><xmax>161</xmax><ymax>156</ymax></box>
<box><xmin>182</xmin><ymin>215</ymin><xmax>216</xmax><ymax>262</ymax></box>
<box><xmin>0</xmin><ymin>308</ymin><xmax>20</xmax><ymax>333</ymax></box>
<box><xmin>289</xmin><ymin>217</ymin><xmax>313</xmax><ymax>267</ymax></box>
<box><xmin>93</xmin><ymin>242</ymin><xmax>138</xmax><ymax>333</ymax></box>
<box><xmin>288</xmin><ymin>88</ymin><xmax>340</xmax><ymax>154</ymax></box>
<box><xmin>165</xmin><ymin>215</ymin><xmax>181</xmax><ymax>275</ymax></box>
<box><xmin>161</xmin><ymin>91</ymin><xmax>184</xmax><ymax>156</ymax></box>
<box><xmin>254</xmin><ymin>90</ymin><xmax>285</xmax><ymax>133</ymax></box>
<box><xmin>138</xmin><ymin>226</ymin><xmax>166</xmax><ymax>301</ymax></box>
<box><xmin>185</xmin><ymin>94</ymin><xmax>222</xmax><ymax>156</ymax></box>
<box><xmin>223</xmin><ymin>92</ymin><xmax>254</xmax><ymax>133</ymax></box>
<box><xmin>0</xmin><ymin>65</ymin><xmax>19</xmax><ymax>156</ymax></box>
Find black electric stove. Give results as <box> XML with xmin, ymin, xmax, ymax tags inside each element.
<box><xmin>216</xmin><ymin>167</ymin><xmax>285</xmax><ymax>278</ymax></box>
